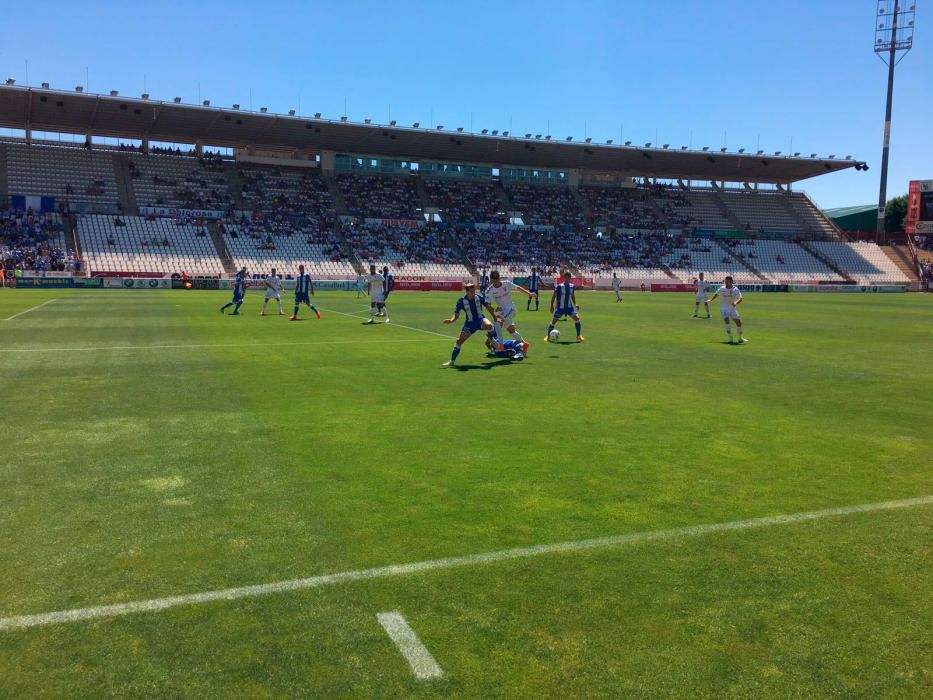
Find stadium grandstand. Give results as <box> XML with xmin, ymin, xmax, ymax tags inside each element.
<box><xmin>0</xmin><ymin>83</ymin><xmax>917</xmax><ymax>287</ymax></box>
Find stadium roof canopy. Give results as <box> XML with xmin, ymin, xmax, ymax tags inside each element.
<box><xmin>0</xmin><ymin>85</ymin><xmax>867</xmax><ymax>185</ymax></box>
<box><xmin>823</xmin><ymin>204</ymin><xmax>877</xmax><ymax>232</ymax></box>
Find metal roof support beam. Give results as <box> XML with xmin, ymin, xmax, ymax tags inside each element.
<box><xmin>146</xmin><ymin>105</ymin><xmax>164</xmax><ymax>140</ymax></box>
<box><xmin>199</xmin><ymin>111</ymin><xmax>223</xmax><ymax>143</ymax></box>
<box><xmin>88</xmin><ymin>97</ymin><xmax>101</xmax><ymax>131</ymax></box>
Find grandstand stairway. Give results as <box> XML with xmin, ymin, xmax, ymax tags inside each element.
<box><xmin>61</xmin><ymin>213</ymin><xmax>78</xmax><ymax>255</ymax></box>
<box><xmin>444</xmin><ymin>229</ymin><xmax>478</xmax><ymax>277</ymax></box>
<box><xmin>323</xmin><ymin>173</ymin><xmax>349</xmax><ymax>215</ymax></box>
<box><xmin>797</xmin><ymin>240</ymin><xmax>855</xmax><ymax>282</ymax></box>
<box><xmin>777</xmin><ymin>194</ymin><xmax>814</xmax><ymax>237</ymax></box>
<box><xmin>709</xmin><ymin>190</ymin><xmax>745</xmax><ymax>231</ymax></box>
<box><xmin>333</xmin><ymin>225</ymin><xmax>365</xmax><ymax>275</ymax></box>
<box><xmin>207</xmin><ymin>220</ymin><xmax>237</xmax><ymax>275</ymax></box>
<box><xmin>882</xmin><ymin>245</ymin><xmax>920</xmax><ymax>284</ymax></box>
<box><xmin>112</xmin><ymin>155</ymin><xmax>138</xmax><ymax>213</ymax></box>
<box><xmin>413</xmin><ymin>173</ymin><xmax>434</xmax><ymax>212</ymax></box>
<box><xmin>493</xmin><ymin>180</ymin><xmax>513</xmax><ymax>213</ymax></box>
<box><xmin>570</xmin><ymin>186</ymin><xmax>594</xmax><ymax>225</ymax></box>
<box><xmin>647</xmin><ymin>197</ymin><xmax>672</xmax><ymax>229</ymax></box>
<box><xmin>223</xmin><ymin>161</ymin><xmax>246</xmax><ymax>208</ymax></box>
<box><xmin>658</xmin><ymin>262</ymin><xmax>680</xmax><ymax>280</ymax></box>
<box><xmin>0</xmin><ymin>143</ymin><xmax>8</xmax><ymax>203</ymax></box>
<box><xmin>714</xmin><ymin>240</ymin><xmax>767</xmax><ymax>280</ymax></box>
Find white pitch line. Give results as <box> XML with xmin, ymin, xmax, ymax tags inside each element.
<box><xmin>377</xmin><ymin>612</ymin><xmax>444</xmax><ymax>680</ymax></box>
<box><xmin>3</xmin><ymin>298</ymin><xmax>57</xmax><ymax>321</ymax></box>
<box><xmin>0</xmin><ymin>337</ymin><xmax>449</xmax><ymax>354</ymax></box>
<box><xmin>0</xmin><ymin>494</ymin><xmax>929</xmax><ymax>633</ymax></box>
<box><xmin>320</xmin><ymin>306</ymin><xmax>455</xmax><ymax>339</ymax></box>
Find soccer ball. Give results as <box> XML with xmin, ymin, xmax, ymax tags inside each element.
<box><xmin>549</xmin><ymin>329</ymin><xmax>560</xmax><ymax>343</ymax></box>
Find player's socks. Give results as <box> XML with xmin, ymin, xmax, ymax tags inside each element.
<box><xmin>575</xmin><ymin>321</ymin><xmax>582</xmax><ymax>336</ymax></box>
<box><xmin>726</xmin><ymin>327</ymin><xmax>733</xmax><ymax>342</ymax></box>
<box><xmin>512</xmin><ymin>330</ymin><xmax>524</xmax><ymax>343</ymax></box>
<box><xmin>450</xmin><ymin>345</ymin><xmax>461</xmax><ymax>363</ymax></box>
<box><xmin>293</xmin><ymin>305</ymin><xmax>299</xmax><ymax>317</ymax></box>
<box><xmin>233</xmin><ymin>301</ymin><xmax>242</xmax><ymax>314</ymax></box>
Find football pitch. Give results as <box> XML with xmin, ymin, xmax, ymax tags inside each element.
<box><xmin>1</xmin><ymin>288</ymin><xmax>931</xmax><ymax>698</ymax></box>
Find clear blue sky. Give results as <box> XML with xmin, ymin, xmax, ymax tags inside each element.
<box><xmin>1</xmin><ymin>0</ymin><xmax>929</xmax><ymax>209</ymax></box>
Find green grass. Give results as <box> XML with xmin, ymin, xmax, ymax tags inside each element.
<box><xmin>0</xmin><ymin>288</ymin><xmax>931</xmax><ymax>698</ymax></box>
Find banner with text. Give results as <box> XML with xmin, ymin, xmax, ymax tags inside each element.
<box><xmin>139</xmin><ymin>206</ymin><xmax>226</xmax><ymax>219</ymax></box>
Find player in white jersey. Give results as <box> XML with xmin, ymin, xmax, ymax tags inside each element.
<box><xmin>693</xmin><ymin>272</ymin><xmax>711</xmax><ymax>318</ymax></box>
<box><xmin>365</xmin><ymin>263</ymin><xmax>388</xmax><ymax>323</ymax></box>
<box><xmin>708</xmin><ymin>276</ymin><xmax>747</xmax><ymax>344</ymax></box>
<box><xmin>260</xmin><ymin>268</ymin><xmax>284</xmax><ymax>316</ymax></box>
<box><xmin>612</xmin><ymin>272</ymin><xmax>623</xmax><ymax>302</ymax></box>
<box><xmin>484</xmin><ymin>270</ymin><xmax>536</xmax><ymax>346</ymax></box>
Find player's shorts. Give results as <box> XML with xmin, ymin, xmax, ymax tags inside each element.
<box><xmin>264</xmin><ymin>289</ymin><xmax>281</xmax><ymax>300</ymax></box>
<box><xmin>696</xmin><ymin>292</ymin><xmax>709</xmax><ymax>302</ymax></box>
<box><xmin>720</xmin><ymin>306</ymin><xmax>741</xmax><ymax>320</ymax></box>
<box><xmin>295</xmin><ymin>291</ymin><xmax>311</xmax><ymax>304</ymax></box>
<box><xmin>370</xmin><ymin>292</ymin><xmax>384</xmax><ymax>304</ymax></box>
<box><xmin>461</xmin><ymin>318</ymin><xmax>487</xmax><ymax>335</ymax></box>
<box><xmin>553</xmin><ymin>306</ymin><xmax>577</xmax><ymax>319</ymax></box>
<box><xmin>499</xmin><ymin>305</ymin><xmax>518</xmax><ymax>327</ymax></box>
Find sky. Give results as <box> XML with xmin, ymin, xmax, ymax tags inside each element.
<box><xmin>0</xmin><ymin>0</ymin><xmax>929</xmax><ymax>209</ymax></box>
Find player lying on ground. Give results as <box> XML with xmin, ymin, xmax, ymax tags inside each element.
<box><xmin>220</xmin><ymin>267</ymin><xmax>248</xmax><ymax>315</ymax></box>
<box><xmin>487</xmin><ymin>338</ymin><xmax>530</xmax><ymax>361</ymax></box>
<box><xmin>290</xmin><ymin>264</ymin><xmax>321</xmax><ymax>320</ymax></box>
<box><xmin>708</xmin><ymin>275</ymin><xmax>748</xmax><ymax>344</ymax></box>
<box><xmin>546</xmin><ymin>270</ymin><xmax>584</xmax><ymax>342</ymax></box>
<box><xmin>441</xmin><ymin>283</ymin><xmax>504</xmax><ymax>367</ymax></box>
<box><xmin>485</xmin><ymin>269</ymin><xmax>536</xmax><ymax>347</ymax></box>
<box><xmin>261</xmin><ymin>268</ymin><xmax>284</xmax><ymax>316</ymax></box>
<box><xmin>694</xmin><ymin>272</ymin><xmax>711</xmax><ymax>318</ymax></box>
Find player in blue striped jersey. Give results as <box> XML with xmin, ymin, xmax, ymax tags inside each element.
<box><xmin>441</xmin><ymin>283</ymin><xmax>503</xmax><ymax>367</ymax></box>
<box><xmin>489</xmin><ymin>338</ymin><xmax>529</xmax><ymax>361</ymax></box>
<box><xmin>290</xmin><ymin>265</ymin><xmax>321</xmax><ymax>320</ymax></box>
<box><xmin>220</xmin><ymin>267</ymin><xmax>248</xmax><ymax>315</ymax></box>
<box><xmin>526</xmin><ymin>267</ymin><xmax>541</xmax><ymax>310</ymax></box>
<box><xmin>546</xmin><ymin>270</ymin><xmax>584</xmax><ymax>342</ymax></box>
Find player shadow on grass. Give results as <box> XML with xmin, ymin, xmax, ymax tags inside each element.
<box><xmin>451</xmin><ymin>358</ymin><xmax>520</xmax><ymax>371</ymax></box>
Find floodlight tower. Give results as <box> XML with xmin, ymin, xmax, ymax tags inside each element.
<box><xmin>874</xmin><ymin>1</ymin><xmax>917</xmax><ymax>243</ymax></box>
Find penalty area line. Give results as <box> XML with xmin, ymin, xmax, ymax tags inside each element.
<box><xmin>377</xmin><ymin>612</ymin><xmax>444</xmax><ymax>680</ymax></box>
<box><xmin>320</xmin><ymin>306</ymin><xmax>456</xmax><ymax>339</ymax></box>
<box><xmin>3</xmin><ymin>298</ymin><xmax>57</xmax><ymax>321</ymax></box>
<box><xmin>0</xmin><ymin>337</ymin><xmax>449</xmax><ymax>354</ymax></box>
<box><xmin>0</xmin><ymin>494</ymin><xmax>930</xmax><ymax>632</ymax></box>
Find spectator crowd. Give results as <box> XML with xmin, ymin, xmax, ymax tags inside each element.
<box><xmin>1</xmin><ymin>208</ymin><xmax>81</xmax><ymax>274</ymax></box>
